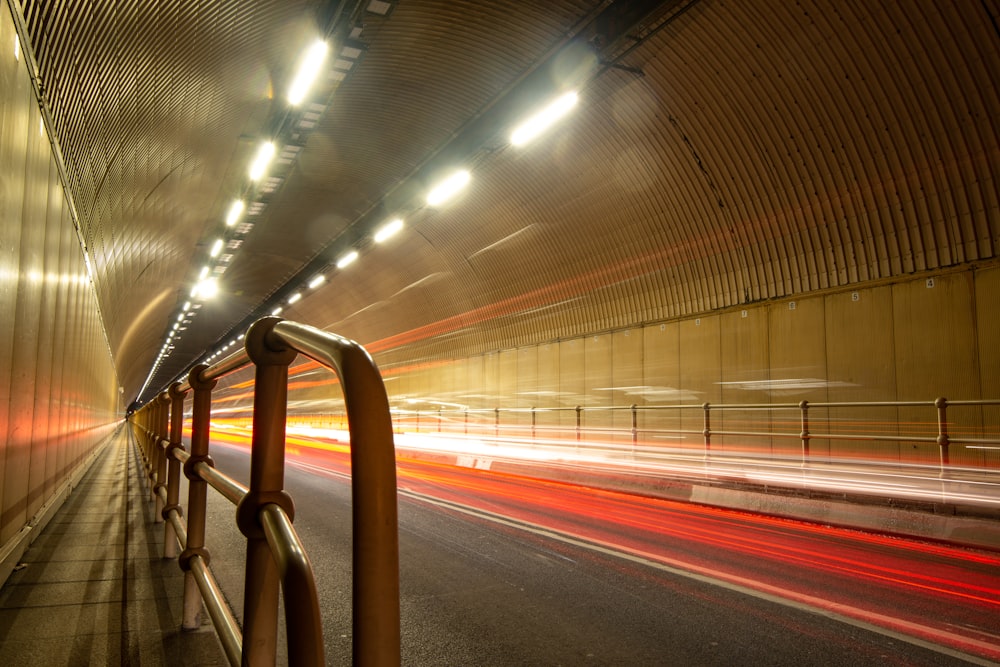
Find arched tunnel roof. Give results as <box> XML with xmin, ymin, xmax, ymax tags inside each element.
<box><xmin>15</xmin><ymin>0</ymin><xmax>998</xmax><ymax>403</ymax></box>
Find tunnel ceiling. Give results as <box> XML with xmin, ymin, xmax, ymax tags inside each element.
<box><xmin>14</xmin><ymin>0</ymin><xmax>999</xmax><ymax>404</ymax></box>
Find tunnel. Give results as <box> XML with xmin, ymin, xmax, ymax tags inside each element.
<box><xmin>0</xmin><ymin>0</ymin><xmax>998</xmax><ymax>664</ymax></box>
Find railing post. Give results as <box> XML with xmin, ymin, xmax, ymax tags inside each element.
<box><xmin>495</xmin><ymin>407</ymin><xmax>500</xmax><ymax>439</ymax></box>
<box><xmin>464</xmin><ymin>409</ymin><xmax>468</xmax><ymax>435</ymax></box>
<box><xmin>438</xmin><ymin>407</ymin><xmax>442</xmax><ymax>432</ymax></box>
<box><xmin>631</xmin><ymin>404</ymin><xmax>638</xmax><ymax>454</ymax></box>
<box><xmin>531</xmin><ymin>407</ymin><xmax>536</xmax><ymax>441</ymax></box>
<box><xmin>936</xmin><ymin>397</ymin><xmax>950</xmax><ymax>472</ymax></box>
<box><xmin>180</xmin><ymin>364</ymin><xmax>217</xmax><ymax>631</ymax></box>
<box><xmin>702</xmin><ymin>402</ymin><xmax>711</xmax><ymax>460</ymax></box>
<box><xmin>799</xmin><ymin>400</ymin><xmax>810</xmax><ymax>466</ymax></box>
<box><xmin>575</xmin><ymin>405</ymin><xmax>582</xmax><ymax>452</ymax></box>
<box><xmin>237</xmin><ymin>319</ymin><xmax>298</xmax><ymax>666</ymax></box>
<box><xmin>154</xmin><ymin>392</ymin><xmax>170</xmax><ymax>521</ymax></box>
<box><xmin>163</xmin><ymin>383</ymin><xmax>186</xmax><ymax>558</ymax></box>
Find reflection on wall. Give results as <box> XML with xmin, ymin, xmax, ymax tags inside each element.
<box><xmin>0</xmin><ymin>9</ymin><xmax>120</xmax><ymax>546</ymax></box>
<box><xmin>204</xmin><ymin>265</ymin><xmax>998</xmax><ymax>469</ymax></box>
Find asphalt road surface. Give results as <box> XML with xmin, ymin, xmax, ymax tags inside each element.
<box><xmin>200</xmin><ymin>436</ymin><xmax>1000</xmax><ymax>666</ymax></box>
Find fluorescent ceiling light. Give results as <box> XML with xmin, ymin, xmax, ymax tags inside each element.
<box><xmin>336</xmin><ymin>250</ymin><xmax>359</xmax><ymax>269</ymax></box>
<box><xmin>209</xmin><ymin>238</ymin><xmax>224</xmax><ymax>258</ymax></box>
<box><xmin>510</xmin><ymin>91</ymin><xmax>579</xmax><ymax>147</ymax></box>
<box><xmin>271</xmin><ymin>306</ymin><xmax>283</xmax><ymax>315</ymax></box>
<box><xmin>183</xmin><ymin>301</ymin><xmax>191</xmax><ymax>310</ymax></box>
<box><xmin>288</xmin><ymin>40</ymin><xmax>329</xmax><ymax>106</ymax></box>
<box><xmin>198</xmin><ymin>266</ymin><xmax>210</xmax><ymax>279</ymax></box>
<box><xmin>225</xmin><ymin>200</ymin><xmax>245</xmax><ymax>226</ymax></box>
<box><xmin>193</xmin><ymin>277</ymin><xmax>219</xmax><ymax>299</ymax></box>
<box><xmin>308</xmin><ymin>274</ymin><xmax>326</xmax><ymax>289</ymax></box>
<box><xmin>288</xmin><ymin>292</ymin><xmax>302</xmax><ymax>304</ymax></box>
<box><xmin>249</xmin><ymin>141</ymin><xmax>275</xmax><ymax>181</ymax></box>
<box><xmin>426</xmin><ymin>169</ymin><xmax>470</xmax><ymax>206</ymax></box>
<box><xmin>374</xmin><ymin>218</ymin><xmax>404</xmax><ymax>243</ymax></box>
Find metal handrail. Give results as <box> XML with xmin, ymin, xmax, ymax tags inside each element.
<box><xmin>128</xmin><ymin>317</ymin><xmax>400</xmax><ymax>666</ymax></box>
<box><xmin>388</xmin><ymin>397</ymin><xmax>1000</xmax><ymax>471</ymax></box>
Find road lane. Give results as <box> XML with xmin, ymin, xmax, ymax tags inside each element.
<box><xmin>203</xmin><ymin>435</ymin><xmax>999</xmax><ymax>665</ymax></box>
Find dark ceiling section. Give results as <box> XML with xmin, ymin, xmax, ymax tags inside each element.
<box><xmin>19</xmin><ymin>0</ymin><xmax>999</xmax><ymax>401</ymax></box>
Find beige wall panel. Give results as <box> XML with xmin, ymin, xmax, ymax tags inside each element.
<box><xmin>497</xmin><ymin>349</ymin><xmax>517</xmax><ymax>413</ymax></box>
<box><xmin>893</xmin><ymin>273</ymin><xmax>979</xmax><ymax>464</ymax></box>
<box><xmin>974</xmin><ymin>266</ymin><xmax>1000</xmax><ymax>468</ymax></box>
<box><xmin>719</xmin><ymin>308</ymin><xmax>770</xmax><ymax>454</ymax></box>
<box><xmin>584</xmin><ymin>333</ymin><xmax>612</xmax><ymax>433</ymax></box>
<box><xmin>768</xmin><ymin>298</ymin><xmax>829</xmax><ymax>456</ymax></box>
<box><xmin>641</xmin><ymin>322</ymin><xmax>682</xmax><ymax>448</ymax></box>
<box><xmin>515</xmin><ymin>345</ymin><xmax>538</xmax><ymax>411</ymax></box>
<box><xmin>611</xmin><ymin>329</ymin><xmax>643</xmax><ymax>434</ymax></box>
<box><xmin>0</xmin><ymin>12</ymin><xmax>32</xmax><ymax>530</ymax></box>
<box><xmin>679</xmin><ymin>316</ymin><xmax>721</xmax><ymax>451</ymax></box>
<box><xmin>558</xmin><ymin>339</ymin><xmax>584</xmax><ymax>430</ymax></box>
<box><xmin>535</xmin><ymin>342</ymin><xmax>560</xmax><ymax>435</ymax></box>
<box><xmin>2</xmin><ymin>99</ymin><xmax>47</xmax><ymax>542</ymax></box>
<box><xmin>28</xmin><ymin>158</ymin><xmax>62</xmax><ymax>515</ymax></box>
<box><xmin>824</xmin><ymin>286</ymin><xmax>900</xmax><ymax>461</ymax></box>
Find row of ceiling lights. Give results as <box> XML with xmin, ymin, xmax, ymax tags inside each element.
<box><xmin>200</xmin><ymin>87</ymin><xmax>580</xmax><ymax>364</ymax></box>
<box><xmin>139</xmin><ymin>18</ymin><xmax>580</xmax><ymax>391</ymax></box>
<box><xmin>140</xmin><ymin>35</ymin><xmax>341</xmax><ymax>394</ymax></box>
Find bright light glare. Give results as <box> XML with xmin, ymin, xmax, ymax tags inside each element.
<box><xmin>374</xmin><ymin>218</ymin><xmax>404</xmax><ymax>243</ymax></box>
<box><xmin>288</xmin><ymin>40</ymin><xmax>329</xmax><ymax>105</ymax></box>
<box><xmin>288</xmin><ymin>292</ymin><xmax>302</xmax><ymax>304</ymax></box>
<box><xmin>308</xmin><ymin>274</ymin><xmax>326</xmax><ymax>289</ymax></box>
<box><xmin>198</xmin><ymin>266</ymin><xmax>209</xmax><ymax>279</ymax></box>
<box><xmin>271</xmin><ymin>306</ymin><xmax>283</xmax><ymax>315</ymax></box>
<box><xmin>426</xmin><ymin>169</ymin><xmax>470</xmax><ymax>206</ymax></box>
<box><xmin>14</xmin><ymin>35</ymin><xmax>19</xmax><ymax>61</ymax></box>
<box><xmin>510</xmin><ymin>91</ymin><xmax>579</xmax><ymax>146</ymax></box>
<box><xmin>225</xmin><ymin>200</ymin><xmax>245</xmax><ymax>227</ymax></box>
<box><xmin>210</xmin><ymin>238</ymin><xmax>224</xmax><ymax>257</ymax></box>
<box><xmin>193</xmin><ymin>277</ymin><xmax>219</xmax><ymax>300</ymax></box>
<box><xmin>249</xmin><ymin>141</ymin><xmax>275</xmax><ymax>181</ymax></box>
<box><xmin>336</xmin><ymin>250</ymin><xmax>358</xmax><ymax>269</ymax></box>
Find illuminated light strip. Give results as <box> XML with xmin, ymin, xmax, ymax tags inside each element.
<box><xmin>399</xmin><ymin>490</ymin><xmax>1000</xmax><ymax>664</ymax></box>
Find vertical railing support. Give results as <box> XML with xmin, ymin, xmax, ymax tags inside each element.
<box><xmin>799</xmin><ymin>400</ymin><xmax>810</xmax><ymax>466</ymax></box>
<box><xmin>438</xmin><ymin>407</ymin><xmax>442</xmax><ymax>432</ymax></box>
<box><xmin>180</xmin><ymin>364</ymin><xmax>217</xmax><ymax>631</ymax></box>
<box><xmin>154</xmin><ymin>392</ymin><xmax>170</xmax><ymax>521</ymax></box>
<box><xmin>236</xmin><ymin>319</ymin><xmax>298</xmax><ymax>666</ymax></box>
<box><xmin>575</xmin><ymin>405</ymin><xmax>583</xmax><ymax>449</ymax></box>
<box><xmin>936</xmin><ymin>397</ymin><xmax>950</xmax><ymax>473</ymax></box>
<box><xmin>163</xmin><ymin>383</ymin><xmax>186</xmax><ymax>558</ymax></box>
<box><xmin>631</xmin><ymin>404</ymin><xmax>638</xmax><ymax>454</ymax></box>
<box><xmin>531</xmin><ymin>407</ymin><xmax>536</xmax><ymax>441</ymax></box>
<box><xmin>495</xmin><ymin>407</ymin><xmax>500</xmax><ymax>439</ymax></box>
<box><xmin>702</xmin><ymin>402</ymin><xmax>712</xmax><ymax>460</ymax></box>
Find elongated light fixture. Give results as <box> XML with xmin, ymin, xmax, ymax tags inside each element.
<box><xmin>336</xmin><ymin>250</ymin><xmax>359</xmax><ymax>269</ymax></box>
<box><xmin>225</xmin><ymin>200</ymin><xmax>245</xmax><ymax>226</ymax></box>
<box><xmin>209</xmin><ymin>238</ymin><xmax>224</xmax><ymax>258</ymax></box>
<box><xmin>249</xmin><ymin>141</ymin><xmax>275</xmax><ymax>181</ymax></box>
<box><xmin>288</xmin><ymin>40</ymin><xmax>329</xmax><ymax>105</ymax></box>
<box><xmin>426</xmin><ymin>169</ymin><xmax>470</xmax><ymax>206</ymax></box>
<box><xmin>374</xmin><ymin>218</ymin><xmax>404</xmax><ymax>243</ymax></box>
<box><xmin>510</xmin><ymin>91</ymin><xmax>579</xmax><ymax>146</ymax></box>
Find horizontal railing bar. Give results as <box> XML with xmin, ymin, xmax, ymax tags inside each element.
<box><xmin>176</xmin><ymin>348</ymin><xmax>253</xmax><ymax>395</ymax></box>
<box><xmin>194</xmin><ymin>461</ymin><xmax>246</xmax><ymax>505</ymax></box>
<box><xmin>260</xmin><ymin>504</ymin><xmax>324</xmax><ymax>665</ymax></box>
<box><xmin>190</xmin><ymin>555</ymin><xmax>242</xmax><ymax>667</ymax></box>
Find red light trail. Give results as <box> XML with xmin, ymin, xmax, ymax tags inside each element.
<box><xmin>208</xmin><ymin>425</ymin><xmax>1000</xmax><ymax>663</ymax></box>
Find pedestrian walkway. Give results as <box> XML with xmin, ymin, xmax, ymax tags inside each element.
<box><xmin>0</xmin><ymin>425</ymin><xmax>225</xmax><ymax>665</ymax></box>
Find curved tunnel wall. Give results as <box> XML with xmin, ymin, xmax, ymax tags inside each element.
<box><xmin>0</xmin><ymin>8</ymin><xmax>120</xmax><ymax>551</ymax></box>
<box><xmin>267</xmin><ymin>1</ymin><xmax>999</xmax><ymax>465</ymax></box>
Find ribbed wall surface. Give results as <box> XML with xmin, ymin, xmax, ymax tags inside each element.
<box><xmin>10</xmin><ymin>0</ymin><xmax>999</xmax><ymax>406</ymax></box>
<box><xmin>0</xmin><ymin>5</ymin><xmax>119</xmax><ymax>546</ymax></box>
